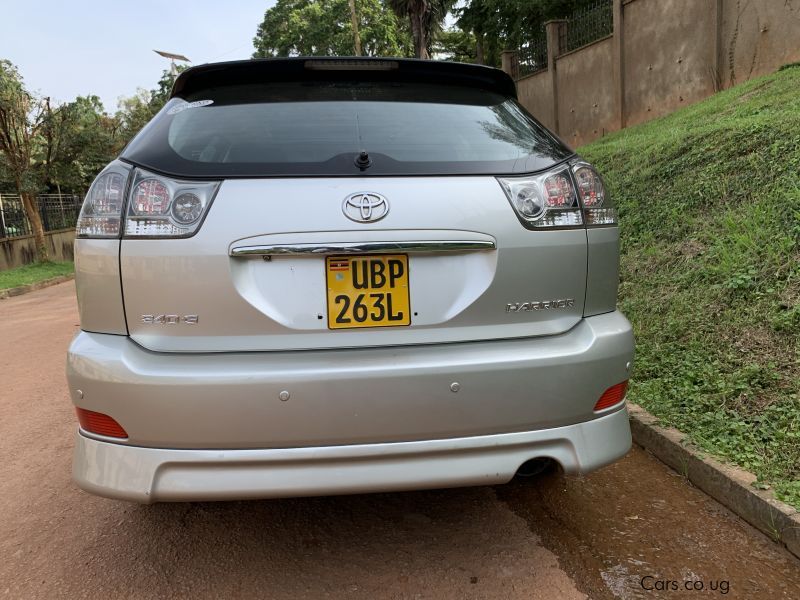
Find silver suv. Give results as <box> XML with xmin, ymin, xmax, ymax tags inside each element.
<box><xmin>67</xmin><ymin>58</ymin><xmax>634</xmax><ymax>502</ymax></box>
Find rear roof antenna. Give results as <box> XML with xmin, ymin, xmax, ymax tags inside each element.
<box><xmin>354</xmin><ymin>150</ymin><xmax>372</xmax><ymax>170</ymax></box>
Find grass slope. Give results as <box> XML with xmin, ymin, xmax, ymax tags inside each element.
<box><xmin>0</xmin><ymin>261</ymin><xmax>74</xmax><ymax>290</ymax></box>
<box><xmin>581</xmin><ymin>65</ymin><xmax>800</xmax><ymax>508</ymax></box>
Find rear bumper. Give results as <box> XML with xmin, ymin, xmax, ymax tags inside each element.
<box><xmin>67</xmin><ymin>311</ymin><xmax>634</xmax><ymax>449</ymax></box>
<box><xmin>73</xmin><ymin>407</ymin><xmax>631</xmax><ymax>503</ymax></box>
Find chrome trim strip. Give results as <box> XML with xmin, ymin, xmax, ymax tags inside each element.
<box><xmin>230</xmin><ymin>240</ymin><xmax>496</xmax><ymax>257</ymax></box>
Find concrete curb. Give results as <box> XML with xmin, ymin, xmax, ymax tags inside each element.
<box><xmin>0</xmin><ymin>274</ymin><xmax>74</xmax><ymax>300</ymax></box>
<box><xmin>628</xmin><ymin>403</ymin><xmax>800</xmax><ymax>560</ymax></box>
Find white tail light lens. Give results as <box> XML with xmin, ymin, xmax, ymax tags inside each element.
<box><xmin>124</xmin><ymin>169</ymin><xmax>220</xmax><ymax>238</ymax></box>
<box><xmin>76</xmin><ymin>162</ymin><xmax>131</xmax><ymax>238</ymax></box>
<box><xmin>572</xmin><ymin>162</ymin><xmax>617</xmax><ymax>226</ymax></box>
<box><xmin>497</xmin><ymin>167</ymin><xmax>582</xmax><ymax>229</ymax></box>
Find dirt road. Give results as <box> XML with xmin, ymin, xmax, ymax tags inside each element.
<box><xmin>1</xmin><ymin>282</ymin><xmax>798</xmax><ymax>599</ymax></box>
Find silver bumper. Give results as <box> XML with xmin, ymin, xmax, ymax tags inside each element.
<box><xmin>73</xmin><ymin>407</ymin><xmax>631</xmax><ymax>503</ymax></box>
<box><xmin>67</xmin><ymin>311</ymin><xmax>634</xmax><ymax>450</ymax></box>
<box><xmin>68</xmin><ymin>311</ymin><xmax>634</xmax><ymax>501</ymax></box>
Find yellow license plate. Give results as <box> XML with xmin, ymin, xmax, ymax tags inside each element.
<box><xmin>326</xmin><ymin>255</ymin><xmax>411</xmax><ymax>329</ymax></box>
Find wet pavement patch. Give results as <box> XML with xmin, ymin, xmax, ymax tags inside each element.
<box><xmin>495</xmin><ymin>449</ymin><xmax>800</xmax><ymax>599</ymax></box>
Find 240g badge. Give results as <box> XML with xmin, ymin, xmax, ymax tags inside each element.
<box><xmin>141</xmin><ymin>314</ymin><xmax>199</xmax><ymax>325</ymax></box>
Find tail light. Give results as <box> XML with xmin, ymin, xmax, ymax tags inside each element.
<box><xmin>572</xmin><ymin>161</ymin><xmax>617</xmax><ymax>226</ymax></box>
<box><xmin>76</xmin><ymin>161</ymin><xmax>131</xmax><ymax>238</ymax></box>
<box><xmin>594</xmin><ymin>381</ymin><xmax>628</xmax><ymax>412</ymax></box>
<box><xmin>125</xmin><ymin>168</ymin><xmax>220</xmax><ymax>238</ymax></box>
<box><xmin>77</xmin><ymin>163</ymin><xmax>220</xmax><ymax>239</ymax></box>
<box><xmin>498</xmin><ymin>161</ymin><xmax>616</xmax><ymax>230</ymax></box>
<box><xmin>497</xmin><ymin>167</ymin><xmax>582</xmax><ymax>229</ymax></box>
<box><xmin>76</xmin><ymin>408</ymin><xmax>128</xmax><ymax>438</ymax></box>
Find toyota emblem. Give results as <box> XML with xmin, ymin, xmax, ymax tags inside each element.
<box><xmin>342</xmin><ymin>192</ymin><xmax>389</xmax><ymax>223</ymax></box>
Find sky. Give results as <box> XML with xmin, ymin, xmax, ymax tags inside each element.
<box><xmin>2</xmin><ymin>0</ymin><xmax>275</xmax><ymax>113</ymax></box>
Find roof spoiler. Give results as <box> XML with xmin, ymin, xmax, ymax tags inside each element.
<box><xmin>170</xmin><ymin>57</ymin><xmax>518</xmax><ymax>100</ymax></box>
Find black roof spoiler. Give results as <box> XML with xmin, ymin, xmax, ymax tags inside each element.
<box><xmin>170</xmin><ymin>57</ymin><xmax>518</xmax><ymax>100</ymax></box>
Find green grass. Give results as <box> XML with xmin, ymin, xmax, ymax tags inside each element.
<box><xmin>581</xmin><ymin>64</ymin><xmax>800</xmax><ymax>509</ymax></box>
<box><xmin>0</xmin><ymin>261</ymin><xmax>74</xmax><ymax>290</ymax></box>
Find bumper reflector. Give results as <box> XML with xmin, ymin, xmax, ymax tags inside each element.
<box><xmin>76</xmin><ymin>408</ymin><xmax>128</xmax><ymax>438</ymax></box>
<box><xmin>594</xmin><ymin>381</ymin><xmax>628</xmax><ymax>412</ymax></box>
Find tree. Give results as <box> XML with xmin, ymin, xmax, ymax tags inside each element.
<box><xmin>387</xmin><ymin>0</ymin><xmax>454</xmax><ymax>59</ymax></box>
<box><xmin>348</xmin><ymin>0</ymin><xmax>363</xmax><ymax>55</ymax></box>
<box><xmin>115</xmin><ymin>65</ymin><xmax>186</xmax><ymax>144</ymax></box>
<box><xmin>434</xmin><ymin>28</ymin><xmax>477</xmax><ymax>63</ymax></box>
<box><xmin>0</xmin><ymin>61</ymin><xmax>186</xmax><ymax>256</ymax></box>
<box><xmin>41</xmin><ymin>95</ymin><xmax>121</xmax><ymax>194</ymax></box>
<box><xmin>456</xmin><ymin>0</ymin><xmax>598</xmax><ymax>68</ymax></box>
<box><xmin>253</xmin><ymin>0</ymin><xmax>411</xmax><ymax>58</ymax></box>
<box><xmin>150</xmin><ymin>65</ymin><xmax>187</xmax><ymax>109</ymax></box>
<box><xmin>0</xmin><ymin>60</ymin><xmax>49</xmax><ymax>260</ymax></box>
<box><xmin>115</xmin><ymin>89</ymin><xmax>153</xmax><ymax>145</ymax></box>
<box><xmin>0</xmin><ymin>156</ymin><xmax>12</xmax><ymax>190</ymax></box>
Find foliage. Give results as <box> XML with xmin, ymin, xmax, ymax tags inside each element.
<box><xmin>433</xmin><ymin>28</ymin><xmax>477</xmax><ymax>62</ymax></box>
<box><xmin>455</xmin><ymin>0</ymin><xmax>597</xmax><ymax>66</ymax></box>
<box><xmin>387</xmin><ymin>0</ymin><xmax>454</xmax><ymax>59</ymax></box>
<box><xmin>0</xmin><ymin>60</ymin><xmax>42</xmax><ymax>193</ymax></box>
<box><xmin>151</xmin><ymin>67</ymin><xmax>184</xmax><ymax>108</ymax></box>
<box><xmin>115</xmin><ymin>88</ymin><xmax>156</xmax><ymax>143</ymax></box>
<box><xmin>0</xmin><ymin>155</ymin><xmax>11</xmax><ymax>189</ymax></box>
<box><xmin>115</xmin><ymin>65</ymin><xmax>187</xmax><ymax>143</ymax></box>
<box><xmin>0</xmin><ymin>260</ymin><xmax>74</xmax><ymax>290</ymax></box>
<box><xmin>41</xmin><ymin>95</ymin><xmax>120</xmax><ymax>193</ymax></box>
<box><xmin>0</xmin><ymin>60</ymin><xmax>174</xmax><ymax>197</ymax></box>
<box><xmin>250</xmin><ymin>0</ymin><xmax>600</xmax><ymax>64</ymax></box>
<box><xmin>253</xmin><ymin>0</ymin><xmax>411</xmax><ymax>57</ymax></box>
<box><xmin>581</xmin><ymin>66</ymin><xmax>800</xmax><ymax>509</ymax></box>
<box><xmin>0</xmin><ymin>59</ymin><xmax>49</xmax><ymax>259</ymax></box>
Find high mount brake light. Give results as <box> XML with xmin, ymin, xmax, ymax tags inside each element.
<box><xmin>124</xmin><ymin>168</ymin><xmax>220</xmax><ymax>238</ymax></box>
<box><xmin>76</xmin><ymin>161</ymin><xmax>132</xmax><ymax>238</ymax></box>
<box><xmin>304</xmin><ymin>59</ymin><xmax>398</xmax><ymax>71</ymax></box>
<box><xmin>572</xmin><ymin>162</ymin><xmax>617</xmax><ymax>226</ymax></box>
<box><xmin>497</xmin><ymin>167</ymin><xmax>582</xmax><ymax>229</ymax></box>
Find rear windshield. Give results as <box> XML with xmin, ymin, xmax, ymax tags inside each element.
<box><xmin>121</xmin><ymin>81</ymin><xmax>572</xmax><ymax>177</ymax></box>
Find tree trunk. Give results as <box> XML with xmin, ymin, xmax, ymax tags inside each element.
<box><xmin>410</xmin><ymin>9</ymin><xmax>429</xmax><ymax>59</ymax></box>
<box><xmin>475</xmin><ymin>33</ymin><xmax>485</xmax><ymax>65</ymax></box>
<box><xmin>348</xmin><ymin>0</ymin><xmax>362</xmax><ymax>56</ymax></box>
<box><xmin>418</xmin><ymin>42</ymin><xmax>430</xmax><ymax>60</ymax></box>
<box><xmin>20</xmin><ymin>191</ymin><xmax>49</xmax><ymax>262</ymax></box>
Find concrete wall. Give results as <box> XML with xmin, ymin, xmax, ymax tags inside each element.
<box><xmin>557</xmin><ymin>36</ymin><xmax>616</xmax><ymax>147</ymax></box>
<box><xmin>0</xmin><ymin>229</ymin><xmax>75</xmax><ymax>271</ymax></box>
<box><xmin>516</xmin><ymin>70</ymin><xmax>555</xmax><ymax>130</ymax></box>
<box><xmin>623</xmin><ymin>0</ymin><xmax>717</xmax><ymax>127</ymax></box>
<box><xmin>509</xmin><ymin>0</ymin><xmax>800</xmax><ymax>146</ymax></box>
<box><xmin>721</xmin><ymin>0</ymin><xmax>800</xmax><ymax>87</ymax></box>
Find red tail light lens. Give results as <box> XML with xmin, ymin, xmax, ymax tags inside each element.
<box><xmin>573</xmin><ymin>165</ymin><xmax>605</xmax><ymax>207</ymax></box>
<box><xmin>131</xmin><ymin>178</ymin><xmax>171</xmax><ymax>216</ymax></box>
<box><xmin>543</xmin><ymin>172</ymin><xmax>575</xmax><ymax>207</ymax></box>
<box><xmin>572</xmin><ymin>162</ymin><xmax>617</xmax><ymax>226</ymax></box>
<box><xmin>593</xmin><ymin>381</ymin><xmax>628</xmax><ymax>412</ymax></box>
<box><xmin>76</xmin><ymin>408</ymin><xmax>128</xmax><ymax>438</ymax></box>
<box><xmin>124</xmin><ymin>168</ymin><xmax>220</xmax><ymax>238</ymax></box>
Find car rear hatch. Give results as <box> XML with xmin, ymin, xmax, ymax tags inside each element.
<box><xmin>118</xmin><ymin>58</ymin><xmax>586</xmax><ymax>353</ymax></box>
